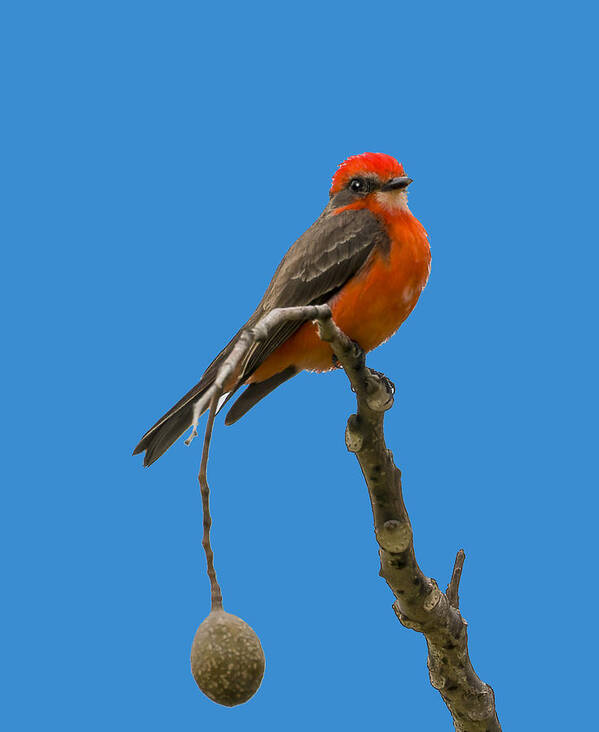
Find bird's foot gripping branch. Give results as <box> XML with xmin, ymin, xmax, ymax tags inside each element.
<box><xmin>193</xmin><ymin>305</ymin><xmax>501</xmax><ymax>729</ymax></box>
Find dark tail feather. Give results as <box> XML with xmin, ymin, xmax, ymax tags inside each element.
<box><xmin>133</xmin><ymin>327</ymin><xmax>246</xmax><ymax>466</ymax></box>
<box><xmin>133</xmin><ymin>403</ymin><xmax>196</xmax><ymax>467</ymax></box>
<box><xmin>224</xmin><ymin>366</ymin><xmax>298</xmax><ymax>425</ymax></box>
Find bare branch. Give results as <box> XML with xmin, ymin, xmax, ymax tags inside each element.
<box><xmin>199</xmin><ymin>305</ymin><xmax>501</xmax><ymax>729</ymax></box>
<box><xmin>316</xmin><ymin>314</ymin><xmax>502</xmax><ymax>731</ymax></box>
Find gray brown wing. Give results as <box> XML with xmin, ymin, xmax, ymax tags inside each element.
<box><xmin>240</xmin><ymin>206</ymin><xmax>389</xmax><ymax>378</ymax></box>
<box><xmin>133</xmin><ymin>206</ymin><xmax>388</xmax><ymax>465</ymax></box>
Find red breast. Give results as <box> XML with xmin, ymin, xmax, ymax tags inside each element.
<box><xmin>249</xmin><ymin>207</ymin><xmax>430</xmax><ymax>381</ymax></box>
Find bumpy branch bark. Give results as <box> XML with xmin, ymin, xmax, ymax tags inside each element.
<box><xmin>197</xmin><ymin>305</ymin><xmax>501</xmax><ymax>730</ymax></box>
<box><xmin>317</xmin><ymin>313</ymin><xmax>502</xmax><ymax>732</ymax></box>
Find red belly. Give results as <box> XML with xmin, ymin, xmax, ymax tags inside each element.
<box><xmin>249</xmin><ymin>213</ymin><xmax>430</xmax><ymax>382</ymax></box>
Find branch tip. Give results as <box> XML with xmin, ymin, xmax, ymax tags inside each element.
<box><xmin>446</xmin><ymin>549</ymin><xmax>466</xmax><ymax>609</ymax></box>
<box><xmin>184</xmin><ymin>427</ymin><xmax>198</xmax><ymax>446</ymax></box>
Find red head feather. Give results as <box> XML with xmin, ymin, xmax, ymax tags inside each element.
<box><xmin>331</xmin><ymin>152</ymin><xmax>405</xmax><ymax>194</ymax></box>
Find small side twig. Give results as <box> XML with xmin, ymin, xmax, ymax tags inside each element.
<box><xmin>446</xmin><ymin>549</ymin><xmax>466</xmax><ymax>610</ymax></box>
<box><xmin>198</xmin><ymin>391</ymin><xmax>223</xmax><ymax>610</ymax></box>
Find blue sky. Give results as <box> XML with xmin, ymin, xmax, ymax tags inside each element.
<box><xmin>2</xmin><ymin>1</ymin><xmax>597</xmax><ymax>729</ymax></box>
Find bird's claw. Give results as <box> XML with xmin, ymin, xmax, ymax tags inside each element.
<box><xmin>368</xmin><ymin>369</ymin><xmax>396</xmax><ymax>396</ymax></box>
<box><xmin>365</xmin><ymin>368</ymin><xmax>395</xmax><ymax>411</ymax></box>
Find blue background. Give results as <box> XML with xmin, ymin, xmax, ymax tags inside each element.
<box><xmin>2</xmin><ymin>1</ymin><xmax>596</xmax><ymax>729</ymax></box>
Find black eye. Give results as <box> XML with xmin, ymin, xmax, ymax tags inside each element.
<box><xmin>349</xmin><ymin>178</ymin><xmax>366</xmax><ymax>193</ymax></box>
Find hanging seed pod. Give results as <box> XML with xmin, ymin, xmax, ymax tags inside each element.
<box><xmin>190</xmin><ymin>394</ymin><xmax>265</xmax><ymax>706</ymax></box>
<box><xmin>191</xmin><ymin>608</ymin><xmax>265</xmax><ymax>706</ymax></box>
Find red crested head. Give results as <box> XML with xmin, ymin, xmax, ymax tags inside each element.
<box><xmin>330</xmin><ymin>153</ymin><xmax>405</xmax><ymax>195</ymax></box>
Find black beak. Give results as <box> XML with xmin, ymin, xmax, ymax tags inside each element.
<box><xmin>381</xmin><ymin>176</ymin><xmax>413</xmax><ymax>191</ymax></box>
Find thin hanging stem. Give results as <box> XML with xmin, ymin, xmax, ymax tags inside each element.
<box><xmin>198</xmin><ymin>391</ymin><xmax>223</xmax><ymax>611</ymax></box>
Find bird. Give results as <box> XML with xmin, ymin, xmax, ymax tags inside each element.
<box><xmin>134</xmin><ymin>152</ymin><xmax>431</xmax><ymax>467</ymax></box>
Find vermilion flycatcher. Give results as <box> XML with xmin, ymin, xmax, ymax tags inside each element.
<box><xmin>134</xmin><ymin>153</ymin><xmax>431</xmax><ymax>466</ymax></box>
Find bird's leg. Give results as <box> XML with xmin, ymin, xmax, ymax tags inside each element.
<box><xmin>330</xmin><ymin>338</ymin><xmax>367</xmax><ymax>391</ymax></box>
<box><xmin>332</xmin><ymin>338</ymin><xmax>364</xmax><ymax>370</ymax></box>
<box><xmin>349</xmin><ymin>339</ymin><xmax>366</xmax><ymax>368</ymax></box>
<box><xmin>328</xmin><ymin>331</ymin><xmax>394</xmax><ymax>410</ymax></box>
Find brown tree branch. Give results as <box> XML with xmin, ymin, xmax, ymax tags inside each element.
<box><xmin>317</xmin><ymin>313</ymin><xmax>502</xmax><ymax>732</ymax></box>
<box><xmin>197</xmin><ymin>305</ymin><xmax>501</xmax><ymax>729</ymax></box>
